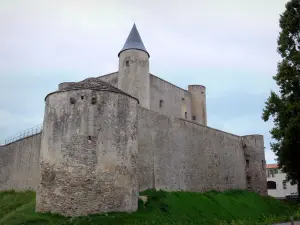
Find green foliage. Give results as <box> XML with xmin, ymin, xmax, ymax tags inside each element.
<box><xmin>0</xmin><ymin>190</ymin><xmax>298</xmax><ymax>225</ymax></box>
<box><xmin>262</xmin><ymin>0</ymin><xmax>300</xmax><ymax>185</ymax></box>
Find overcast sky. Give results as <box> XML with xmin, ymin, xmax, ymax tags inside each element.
<box><xmin>0</xmin><ymin>0</ymin><xmax>289</xmax><ymax>163</ymax></box>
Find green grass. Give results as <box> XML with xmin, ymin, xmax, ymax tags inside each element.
<box><xmin>0</xmin><ymin>189</ymin><xmax>298</xmax><ymax>225</ymax></box>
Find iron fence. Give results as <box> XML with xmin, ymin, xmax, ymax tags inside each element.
<box><xmin>0</xmin><ymin>124</ymin><xmax>43</xmax><ymax>146</ymax></box>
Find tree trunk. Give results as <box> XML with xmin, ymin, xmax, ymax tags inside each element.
<box><xmin>297</xmin><ymin>180</ymin><xmax>300</xmax><ymax>202</ymax></box>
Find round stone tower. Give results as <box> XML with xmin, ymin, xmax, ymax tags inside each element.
<box><xmin>118</xmin><ymin>24</ymin><xmax>150</xmax><ymax>109</ymax></box>
<box><xmin>242</xmin><ymin>135</ymin><xmax>267</xmax><ymax>195</ymax></box>
<box><xmin>188</xmin><ymin>85</ymin><xmax>207</xmax><ymax>126</ymax></box>
<box><xmin>36</xmin><ymin>79</ymin><xmax>139</xmax><ymax>216</ymax></box>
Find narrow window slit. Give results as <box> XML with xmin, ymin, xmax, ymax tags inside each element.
<box><xmin>91</xmin><ymin>97</ymin><xmax>97</xmax><ymax>104</ymax></box>
<box><xmin>159</xmin><ymin>100</ymin><xmax>164</xmax><ymax>108</ymax></box>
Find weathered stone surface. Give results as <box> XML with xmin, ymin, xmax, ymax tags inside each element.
<box><xmin>137</xmin><ymin>107</ymin><xmax>250</xmax><ymax>192</ymax></box>
<box><xmin>0</xmin><ymin>25</ymin><xmax>267</xmax><ymax>217</ymax></box>
<box><xmin>118</xmin><ymin>49</ymin><xmax>150</xmax><ymax>109</ymax></box>
<box><xmin>0</xmin><ymin>104</ymin><xmax>267</xmax><ymax>216</ymax></box>
<box><xmin>188</xmin><ymin>85</ymin><xmax>207</xmax><ymax>125</ymax></box>
<box><xmin>36</xmin><ymin>89</ymin><xmax>139</xmax><ymax>216</ymax></box>
<box><xmin>0</xmin><ymin>134</ymin><xmax>41</xmax><ymax>191</ymax></box>
<box><xmin>96</xmin><ymin>73</ymin><xmax>196</xmax><ymax>122</ymax></box>
<box><xmin>242</xmin><ymin>135</ymin><xmax>267</xmax><ymax>195</ymax></box>
<box><xmin>95</xmin><ymin>72</ymin><xmax>118</xmax><ymax>86</ymax></box>
<box><xmin>57</xmin><ymin>76</ymin><xmax>137</xmax><ymax>102</ymax></box>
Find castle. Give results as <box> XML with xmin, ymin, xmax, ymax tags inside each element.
<box><xmin>0</xmin><ymin>24</ymin><xmax>267</xmax><ymax>216</ymax></box>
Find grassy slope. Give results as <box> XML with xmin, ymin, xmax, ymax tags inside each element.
<box><xmin>0</xmin><ymin>189</ymin><xmax>298</xmax><ymax>225</ymax></box>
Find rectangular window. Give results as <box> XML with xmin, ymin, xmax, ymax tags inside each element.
<box><xmin>185</xmin><ymin>112</ymin><xmax>187</xmax><ymax>119</ymax></box>
<box><xmin>246</xmin><ymin>160</ymin><xmax>249</xmax><ymax>169</ymax></box>
<box><xmin>193</xmin><ymin>116</ymin><xmax>196</xmax><ymax>120</ymax></box>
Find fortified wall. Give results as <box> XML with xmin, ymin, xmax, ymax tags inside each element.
<box><xmin>0</xmin><ymin>96</ymin><xmax>267</xmax><ymax>216</ymax></box>
<box><xmin>0</xmin><ymin>99</ymin><xmax>267</xmax><ymax>216</ymax></box>
<box><xmin>0</xmin><ymin>24</ymin><xmax>267</xmax><ymax>216</ymax></box>
<box><xmin>0</xmin><ymin>104</ymin><xmax>267</xmax><ymax>214</ymax></box>
<box><xmin>0</xmin><ymin>133</ymin><xmax>41</xmax><ymax>191</ymax></box>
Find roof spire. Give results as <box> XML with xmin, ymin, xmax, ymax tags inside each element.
<box><xmin>118</xmin><ymin>23</ymin><xmax>150</xmax><ymax>57</ymax></box>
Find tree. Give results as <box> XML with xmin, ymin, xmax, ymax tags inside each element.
<box><xmin>262</xmin><ymin>0</ymin><xmax>300</xmax><ymax>194</ymax></box>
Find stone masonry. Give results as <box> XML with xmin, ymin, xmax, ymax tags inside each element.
<box><xmin>0</xmin><ymin>24</ymin><xmax>267</xmax><ymax>216</ymax></box>
<box><xmin>36</xmin><ymin>79</ymin><xmax>139</xmax><ymax>216</ymax></box>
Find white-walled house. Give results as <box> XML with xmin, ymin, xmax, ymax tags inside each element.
<box><xmin>266</xmin><ymin>164</ymin><xmax>298</xmax><ymax>199</ymax></box>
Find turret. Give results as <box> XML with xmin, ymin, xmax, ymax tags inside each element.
<box><xmin>188</xmin><ymin>85</ymin><xmax>207</xmax><ymax>126</ymax></box>
<box><xmin>36</xmin><ymin>80</ymin><xmax>139</xmax><ymax>216</ymax></box>
<box><xmin>242</xmin><ymin>135</ymin><xmax>267</xmax><ymax>195</ymax></box>
<box><xmin>118</xmin><ymin>24</ymin><xmax>150</xmax><ymax>109</ymax></box>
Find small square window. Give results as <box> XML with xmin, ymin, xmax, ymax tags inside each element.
<box><xmin>125</xmin><ymin>60</ymin><xmax>130</xmax><ymax>67</ymax></box>
<box><xmin>192</xmin><ymin>116</ymin><xmax>196</xmax><ymax>120</ymax></box>
<box><xmin>81</xmin><ymin>96</ymin><xmax>84</xmax><ymax>100</ymax></box>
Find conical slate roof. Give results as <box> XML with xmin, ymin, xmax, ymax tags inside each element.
<box><xmin>118</xmin><ymin>24</ymin><xmax>150</xmax><ymax>57</ymax></box>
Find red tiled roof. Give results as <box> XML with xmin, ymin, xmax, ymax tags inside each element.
<box><xmin>266</xmin><ymin>164</ymin><xmax>278</xmax><ymax>169</ymax></box>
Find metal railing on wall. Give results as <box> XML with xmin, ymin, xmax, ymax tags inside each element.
<box><xmin>0</xmin><ymin>124</ymin><xmax>43</xmax><ymax>146</ymax></box>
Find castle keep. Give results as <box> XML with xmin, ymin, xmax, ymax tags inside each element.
<box><xmin>0</xmin><ymin>24</ymin><xmax>267</xmax><ymax>216</ymax></box>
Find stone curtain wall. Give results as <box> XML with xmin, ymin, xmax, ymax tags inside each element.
<box><xmin>97</xmin><ymin>72</ymin><xmax>118</xmax><ymax>86</ymax></box>
<box><xmin>137</xmin><ymin>109</ymin><xmax>155</xmax><ymax>191</ymax></box>
<box><xmin>97</xmin><ymin>73</ymin><xmax>194</xmax><ymax>121</ymax></box>
<box><xmin>137</xmin><ymin>107</ymin><xmax>249</xmax><ymax>192</ymax></box>
<box><xmin>150</xmin><ymin>75</ymin><xmax>192</xmax><ymax>121</ymax></box>
<box><xmin>0</xmin><ymin>106</ymin><xmax>266</xmax><ymax>198</ymax></box>
<box><xmin>0</xmin><ymin>104</ymin><xmax>266</xmax><ymax>211</ymax></box>
<box><xmin>0</xmin><ymin>133</ymin><xmax>41</xmax><ymax>191</ymax></box>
